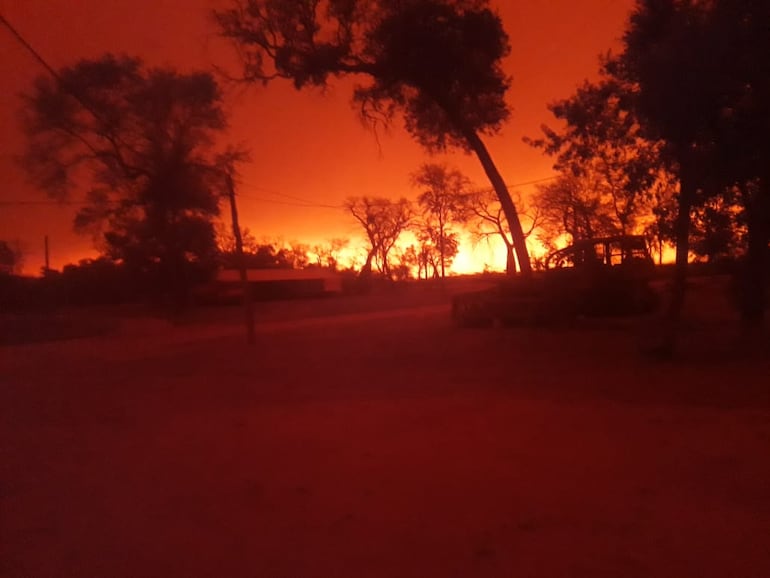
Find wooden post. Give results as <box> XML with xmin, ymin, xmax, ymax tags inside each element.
<box><xmin>225</xmin><ymin>173</ymin><xmax>256</xmax><ymax>345</ymax></box>
<box><xmin>44</xmin><ymin>235</ymin><xmax>50</xmax><ymax>272</ymax></box>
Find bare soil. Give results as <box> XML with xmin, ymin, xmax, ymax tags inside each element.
<box><xmin>2</xmin><ymin>280</ymin><xmax>769</xmax><ymax>577</ymax></box>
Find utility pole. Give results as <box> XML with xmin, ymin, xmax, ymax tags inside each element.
<box><xmin>226</xmin><ymin>172</ymin><xmax>256</xmax><ymax>345</ymax></box>
<box><xmin>44</xmin><ymin>235</ymin><xmax>50</xmax><ymax>273</ymax></box>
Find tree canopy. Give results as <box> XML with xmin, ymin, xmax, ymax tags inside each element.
<box><xmin>412</xmin><ymin>163</ymin><xmax>468</xmax><ymax>278</ymax></box>
<box><xmin>0</xmin><ymin>241</ymin><xmax>23</xmax><ymax>275</ymax></box>
<box><xmin>607</xmin><ymin>0</ymin><xmax>770</xmax><ymax>340</ymax></box>
<box><xmin>527</xmin><ymin>79</ymin><xmax>664</xmax><ymax>238</ymax></box>
<box><xmin>461</xmin><ymin>187</ymin><xmax>538</xmax><ymax>274</ymax></box>
<box><xmin>532</xmin><ymin>173</ymin><xmax>617</xmax><ymax>247</ymax></box>
<box><xmin>22</xmin><ymin>54</ymin><xmax>229</xmax><ymax>302</ymax></box>
<box><xmin>345</xmin><ymin>196</ymin><xmax>413</xmax><ymax>279</ymax></box>
<box><xmin>216</xmin><ymin>0</ymin><xmax>533</xmax><ymax>274</ymax></box>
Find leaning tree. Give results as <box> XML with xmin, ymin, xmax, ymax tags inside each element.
<box><xmin>215</xmin><ymin>0</ymin><xmax>533</xmax><ymax>274</ymax></box>
<box><xmin>462</xmin><ymin>187</ymin><xmax>540</xmax><ymax>274</ymax></box>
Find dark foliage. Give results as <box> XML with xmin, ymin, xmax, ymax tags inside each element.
<box><xmin>412</xmin><ymin>163</ymin><xmax>467</xmax><ymax>278</ymax></box>
<box><xmin>607</xmin><ymin>0</ymin><xmax>770</xmax><ymax>340</ymax></box>
<box><xmin>215</xmin><ymin>0</ymin><xmax>533</xmax><ymax>274</ymax></box>
<box><xmin>0</xmin><ymin>258</ymin><xmax>153</xmax><ymax>310</ymax></box>
<box><xmin>219</xmin><ymin>242</ymin><xmax>311</xmax><ymax>270</ymax></box>
<box><xmin>21</xmin><ymin>55</ymin><xmax>228</xmax><ymax>305</ymax></box>
<box><xmin>0</xmin><ymin>240</ymin><xmax>23</xmax><ymax>275</ymax></box>
<box><xmin>344</xmin><ymin>196</ymin><xmax>412</xmax><ymax>279</ymax></box>
<box><xmin>527</xmin><ymin>79</ymin><xmax>667</xmax><ymax>239</ymax></box>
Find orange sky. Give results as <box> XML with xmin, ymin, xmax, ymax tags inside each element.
<box><xmin>0</xmin><ymin>0</ymin><xmax>635</xmax><ymax>274</ymax></box>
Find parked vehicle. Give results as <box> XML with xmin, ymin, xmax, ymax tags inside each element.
<box><xmin>451</xmin><ymin>235</ymin><xmax>659</xmax><ymax>326</ymax></box>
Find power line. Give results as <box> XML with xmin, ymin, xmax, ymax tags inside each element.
<box><xmin>1</xmin><ymin>173</ymin><xmax>559</xmax><ymax>208</ymax></box>
<box><xmin>238</xmin><ymin>181</ymin><xmax>328</xmax><ymax>205</ymax></box>
<box><xmin>0</xmin><ymin>200</ymin><xmax>93</xmax><ymax>206</ymax></box>
<box><xmin>236</xmin><ymin>182</ymin><xmax>342</xmax><ymax>209</ymax></box>
<box><xmin>0</xmin><ymin>193</ymin><xmax>338</xmax><ymax>209</ymax></box>
<box><xmin>0</xmin><ymin>11</ymin><xmax>120</xmax><ymax>143</ymax></box>
<box><xmin>235</xmin><ymin>193</ymin><xmax>340</xmax><ymax>209</ymax></box>
<box><xmin>237</xmin><ymin>174</ymin><xmax>559</xmax><ymax>210</ymax></box>
<box><xmin>0</xmin><ymin>12</ymin><xmax>59</xmax><ymax>79</ymax></box>
<box><xmin>507</xmin><ymin>175</ymin><xmax>559</xmax><ymax>188</ymax></box>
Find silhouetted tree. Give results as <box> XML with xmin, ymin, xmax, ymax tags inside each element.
<box><xmin>57</xmin><ymin>257</ymin><xmax>139</xmax><ymax>305</ymax></box>
<box><xmin>215</xmin><ymin>0</ymin><xmax>533</xmax><ymax>274</ymax></box>
<box><xmin>311</xmin><ymin>238</ymin><xmax>349</xmax><ymax>270</ymax></box>
<box><xmin>690</xmin><ymin>191</ymin><xmax>746</xmax><ymax>264</ymax></box>
<box><xmin>527</xmin><ymin>79</ymin><xmax>664</xmax><ymax>236</ymax></box>
<box><xmin>707</xmin><ymin>1</ymin><xmax>770</xmax><ymax>327</ymax></box>
<box><xmin>0</xmin><ymin>241</ymin><xmax>23</xmax><ymax>275</ymax></box>
<box><xmin>609</xmin><ymin>0</ymin><xmax>727</xmax><ymax>352</ymax></box>
<box><xmin>649</xmin><ymin>176</ymin><xmax>746</xmax><ymax>265</ymax></box>
<box><xmin>21</xmin><ymin>54</ymin><xmax>227</xmax><ymax>306</ymax></box>
<box><xmin>219</xmin><ymin>240</ymin><xmax>313</xmax><ymax>270</ymax></box>
<box><xmin>414</xmin><ymin>227</ymin><xmax>460</xmax><ymax>278</ymax></box>
<box><xmin>391</xmin><ymin>244</ymin><xmax>419</xmax><ymax>281</ymax></box>
<box><xmin>613</xmin><ymin>0</ymin><xmax>770</xmax><ymax>341</ymax></box>
<box><xmin>345</xmin><ymin>196</ymin><xmax>412</xmax><ymax>278</ymax></box>
<box><xmin>250</xmin><ymin>244</ymin><xmax>293</xmax><ymax>269</ymax></box>
<box><xmin>216</xmin><ymin>223</ymin><xmax>260</xmax><ymax>254</ymax></box>
<box><xmin>533</xmin><ymin>173</ymin><xmax>617</xmax><ymax>246</ymax></box>
<box><xmin>643</xmin><ymin>176</ymin><xmax>679</xmax><ymax>265</ymax></box>
<box><xmin>462</xmin><ymin>187</ymin><xmax>540</xmax><ymax>273</ymax></box>
<box><xmin>280</xmin><ymin>242</ymin><xmax>311</xmax><ymax>269</ymax></box>
<box><xmin>415</xmin><ymin>241</ymin><xmax>433</xmax><ymax>280</ymax></box>
<box><xmin>412</xmin><ymin>163</ymin><xmax>467</xmax><ymax>278</ymax></box>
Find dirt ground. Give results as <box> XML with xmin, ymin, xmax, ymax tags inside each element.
<box><xmin>2</xmin><ymin>285</ymin><xmax>769</xmax><ymax>577</ymax></box>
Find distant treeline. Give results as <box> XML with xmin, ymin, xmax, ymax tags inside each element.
<box><xmin>0</xmin><ymin>244</ymin><xmax>363</xmax><ymax>310</ymax></box>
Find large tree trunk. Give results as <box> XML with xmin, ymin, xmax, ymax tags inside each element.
<box><xmin>505</xmin><ymin>244</ymin><xmax>517</xmax><ymax>274</ymax></box>
<box><xmin>658</xmin><ymin>238</ymin><xmax>664</xmax><ymax>266</ymax></box>
<box><xmin>461</xmin><ymin>128</ymin><xmax>532</xmax><ymax>276</ymax></box>
<box><xmin>360</xmin><ymin>251</ymin><xmax>374</xmax><ymax>277</ymax></box>
<box><xmin>657</xmin><ymin>160</ymin><xmax>695</xmax><ymax>357</ymax></box>
<box><xmin>439</xmin><ymin>231</ymin><xmax>446</xmax><ymax>279</ymax></box>
<box><xmin>741</xmin><ymin>181</ymin><xmax>768</xmax><ymax>330</ymax></box>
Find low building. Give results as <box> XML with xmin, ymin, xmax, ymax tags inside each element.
<box><xmin>199</xmin><ymin>268</ymin><xmax>343</xmax><ymax>303</ymax></box>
